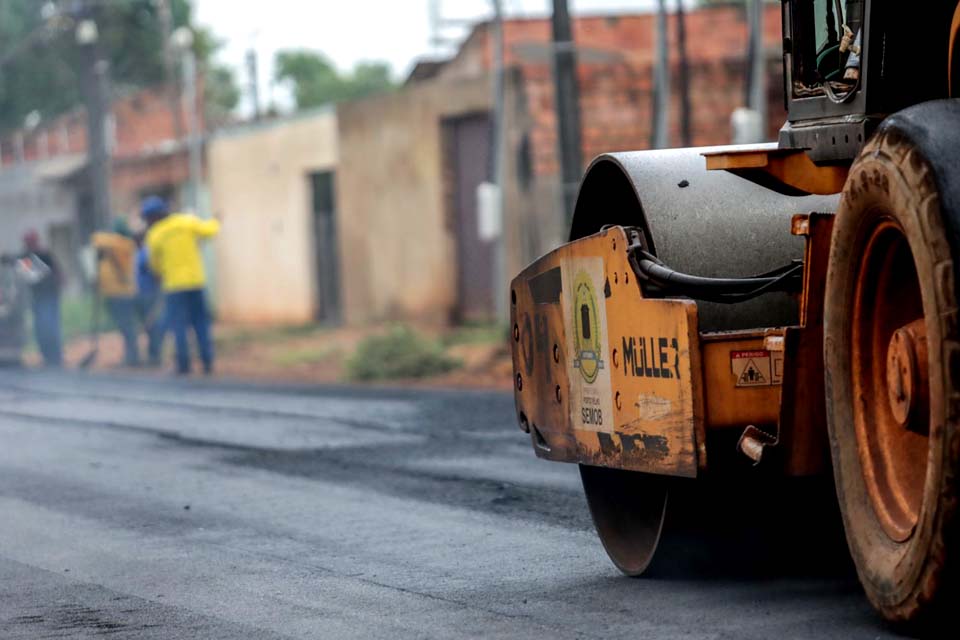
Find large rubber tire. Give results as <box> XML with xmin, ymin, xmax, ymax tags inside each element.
<box><xmin>580</xmin><ymin>464</ymin><xmax>668</xmax><ymax>576</ymax></box>
<box><xmin>824</xmin><ymin>126</ymin><xmax>960</xmax><ymax>627</ymax></box>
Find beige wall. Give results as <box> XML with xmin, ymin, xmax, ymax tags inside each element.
<box><xmin>208</xmin><ymin>108</ymin><xmax>338</xmax><ymax>324</ymax></box>
<box><xmin>208</xmin><ymin>72</ymin><xmax>554</xmax><ymax>328</ymax></box>
<box><xmin>335</xmin><ymin>76</ymin><xmax>494</xmax><ymax>325</ymax></box>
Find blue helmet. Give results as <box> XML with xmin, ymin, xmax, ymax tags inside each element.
<box><xmin>140</xmin><ymin>195</ymin><xmax>169</xmax><ymax>219</ymax></box>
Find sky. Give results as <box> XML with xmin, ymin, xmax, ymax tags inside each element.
<box><xmin>193</xmin><ymin>0</ymin><xmax>667</xmax><ymax>115</ymax></box>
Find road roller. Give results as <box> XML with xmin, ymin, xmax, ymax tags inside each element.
<box><xmin>510</xmin><ymin>0</ymin><xmax>960</xmax><ymax>628</ymax></box>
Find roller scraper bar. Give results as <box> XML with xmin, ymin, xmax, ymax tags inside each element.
<box><xmin>635</xmin><ymin>252</ymin><xmax>804</xmax><ymax>304</ymax></box>
<box><xmin>616</xmin><ymin>225</ymin><xmax>804</xmax><ymax>305</ymax></box>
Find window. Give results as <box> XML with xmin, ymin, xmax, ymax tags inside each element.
<box><xmin>790</xmin><ymin>0</ymin><xmax>861</xmax><ymax>100</ymax></box>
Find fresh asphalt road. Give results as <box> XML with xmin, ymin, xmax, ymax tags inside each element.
<box><xmin>0</xmin><ymin>370</ymin><xmax>903</xmax><ymax>639</ymax></box>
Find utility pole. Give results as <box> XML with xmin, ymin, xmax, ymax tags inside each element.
<box><xmin>489</xmin><ymin>0</ymin><xmax>507</xmax><ymax>322</ymax></box>
<box><xmin>747</xmin><ymin>0</ymin><xmax>767</xmax><ymax>138</ymax></box>
<box><xmin>651</xmin><ymin>0</ymin><xmax>670</xmax><ymax>149</ymax></box>
<box><xmin>676</xmin><ymin>1</ymin><xmax>692</xmax><ymax>147</ymax></box>
<box><xmin>246</xmin><ymin>48</ymin><xmax>261</xmax><ymax>121</ymax></box>
<box><xmin>172</xmin><ymin>27</ymin><xmax>201</xmax><ymax>213</ymax></box>
<box><xmin>551</xmin><ymin>0</ymin><xmax>583</xmax><ymax>228</ymax></box>
<box><xmin>75</xmin><ymin>10</ymin><xmax>112</xmax><ymax>232</ymax></box>
<box><xmin>735</xmin><ymin>0</ymin><xmax>767</xmax><ymax>143</ymax></box>
<box><xmin>157</xmin><ymin>0</ymin><xmax>184</xmax><ymax>139</ymax></box>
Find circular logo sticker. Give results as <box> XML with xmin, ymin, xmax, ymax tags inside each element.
<box><xmin>572</xmin><ymin>270</ymin><xmax>604</xmax><ymax>384</ymax></box>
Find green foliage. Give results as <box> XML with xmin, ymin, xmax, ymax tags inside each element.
<box><xmin>442</xmin><ymin>322</ymin><xmax>508</xmax><ymax>347</ymax></box>
<box><xmin>0</xmin><ymin>0</ymin><xmax>78</xmax><ymax>132</ymax></box>
<box><xmin>346</xmin><ymin>326</ymin><xmax>461</xmax><ymax>381</ymax></box>
<box><xmin>60</xmin><ymin>293</ymin><xmax>114</xmax><ymax>343</ymax></box>
<box><xmin>274</xmin><ymin>49</ymin><xmax>396</xmax><ymax>110</ymax></box>
<box><xmin>0</xmin><ymin>0</ymin><xmax>238</xmax><ymax>133</ymax></box>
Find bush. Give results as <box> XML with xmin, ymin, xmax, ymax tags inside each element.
<box><xmin>442</xmin><ymin>321</ymin><xmax>509</xmax><ymax>347</ymax></box>
<box><xmin>346</xmin><ymin>326</ymin><xmax>461</xmax><ymax>381</ymax></box>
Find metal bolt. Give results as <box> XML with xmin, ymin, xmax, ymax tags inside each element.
<box><xmin>518</xmin><ymin>411</ymin><xmax>530</xmax><ymax>432</ymax></box>
<box><xmin>887</xmin><ymin>326</ymin><xmax>923</xmax><ymax>428</ymax></box>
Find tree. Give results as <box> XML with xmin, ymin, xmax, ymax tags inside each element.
<box><xmin>0</xmin><ymin>0</ymin><xmax>238</xmax><ymax>133</ymax></box>
<box><xmin>274</xmin><ymin>49</ymin><xmax>395</xmax><ymax>110</ymax></box>
<box><xmin>351</xmin><ymin>62</ymin><xmax>395</xmax><ymax>99</ymax></box>
<box><xmin>204</xmin><ymin>65</ymin><xmax>240</xmax><ymax>128</ymax></box>
<box><xmin>0</xmin><ymin>1</ymin><xmax>78</xmax><ymax>132</ymax></box>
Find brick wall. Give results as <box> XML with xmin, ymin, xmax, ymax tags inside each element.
<box><xmin>0</xmin><ymin>84</ymin><xmax>204</xmax><ymax>213</ymax></box>
<box><xmin>0</xmin><ymin>112</ymin><xmax>88</xmax><ymax>166</ymax></box>
<box><xmin>440</xmin><ymin>5</ymin><xmax>785</xmax><ymax>178</ymax></box>
<box><xmin>0</xmin><ymin>85</ymin><xmax>200</xmax><ymax>166</ymax></box>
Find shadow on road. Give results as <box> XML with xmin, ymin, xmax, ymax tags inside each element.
<box><xmin>649</xmin><ymin>476</ymin><xmax>855</xmax><ymax>581</ymax></box>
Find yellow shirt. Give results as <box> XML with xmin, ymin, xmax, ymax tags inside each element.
<box><xmin>146</xmin><ymin>213</ymin><xmax>220</xmax><ymax>292</ymax></box>
<box><xmin>91</xmin><ymin>231</ymin><xmax>137</xmax><ymax>297</ymax></box>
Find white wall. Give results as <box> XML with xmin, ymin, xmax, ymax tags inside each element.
<box><xmin>208</xmin><ymin>108</ymin><xmax>338</xmax><ymax>324</ymax></box>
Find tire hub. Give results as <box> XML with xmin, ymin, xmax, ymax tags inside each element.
<box><xmin>852</xmin><ymin>220</ymin><xmax>930</xmax><ymax>543</ymax></box>
<box><xmin>886</xmin><ymin>320</ymin><xmax>929</xmax><ymax>432</ymax></box>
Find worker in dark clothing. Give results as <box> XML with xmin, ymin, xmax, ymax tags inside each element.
<box><xmin>134</xmin><ymin>231</ymin><xmax>164</xmax><ymax>366</ymax></box>
<box><xmin>20</xmin><ymin>230</ymin><xmax>63</xmax><ymax>367</ymax></box>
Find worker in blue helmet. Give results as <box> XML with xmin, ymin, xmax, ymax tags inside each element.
<box><xmin>140</xmin><ymin>196</ymin><xmax>168</xmax><ymax>221</ymax></box>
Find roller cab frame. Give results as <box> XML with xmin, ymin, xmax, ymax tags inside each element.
<box><xmin>511</xmin><ymin>213</ymin><xmax>830</xmax><ymax>478</ymax></box>
<box><xmin>510</xmin><ymin>0</ymin><xmax>960</xmax><ymax>629</ymax></box>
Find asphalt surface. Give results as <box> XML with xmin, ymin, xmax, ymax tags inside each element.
<box><xmin>0</xmin><ymin>369</ymin><xmax>905</xmax><ymax>639</ymax></box>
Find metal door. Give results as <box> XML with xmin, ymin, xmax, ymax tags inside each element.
<box><xmin>448</xmin><ymin>113</ymin><xmax>494</xmax><ymax>322</ymax></box>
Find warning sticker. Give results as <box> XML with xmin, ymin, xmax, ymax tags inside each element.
<box><xmin>770</xmin><ymin>351</ymin><xmax>784</xmax><ymax>385</ymax></box>
<box><xmin>731</xmin><ymin>350</ymin><xmax>775</xmax><ymax>388</ymax></box>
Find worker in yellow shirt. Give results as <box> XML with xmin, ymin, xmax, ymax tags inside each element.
<box><xmin>91</xmin><ymin>218</ymin><xmax>139</xmax><ymax>366</ymax></box>
<box><xmin>142</xmin><ymin>196</ymin><xmax>219</xmax><ymax>375</ymax></box>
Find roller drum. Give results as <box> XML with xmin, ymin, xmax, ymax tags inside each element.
<box><xmin>570</xmin><ymin>145</ymin><xmax>840</xmax><ymax>331</ymax></box>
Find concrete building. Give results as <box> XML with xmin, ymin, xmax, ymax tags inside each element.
<box><xmin>201</xmin><ymin>4</ymin><xmax>786</xmax><ymax>328</ymax></box>
<box><xmin>0</xmin><ymin>85</ymin><xmax>206</xmax><ymax>292</ymax></box>
<box><xmin>436</xmin><ymin>5</ymin><xmax>786</xmax><ymax>174</ymax></box>
<box><xmin>336</xmin><ymin>73</ymin><xmax>505</xmax><ymax>326</ymax></box>
<box><xmin>332</xmin><ymin>4</ymin><xmax>785</xmax><ymax>327</ymax></box>
<box><xmin>207</xmin><ymin>108</ymin><xmax>339</xmax><ymax>325</ymax></box>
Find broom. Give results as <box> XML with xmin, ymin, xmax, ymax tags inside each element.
<box><xmin>77</xmin><ymin>285</ymin><xmax>101</xmax><ymax>370</ymax></box>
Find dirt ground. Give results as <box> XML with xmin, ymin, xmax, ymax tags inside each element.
<box><xmin>45</xmin><ymin>323</ymin><xmax>514</xmax><ymax>391</ymax></box>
